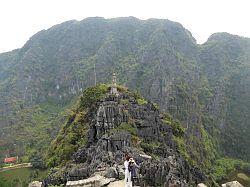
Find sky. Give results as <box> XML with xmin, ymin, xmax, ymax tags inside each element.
<box><xmin>0</xmin><ymin>0</ymin><xmax>250</xmax><ymax>53</ymax></box>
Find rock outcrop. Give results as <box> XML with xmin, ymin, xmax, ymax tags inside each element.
<box><xmin>197</xmin><ymin>183</ymin><xmax>207</xmax><ymax>187</ymax></box>
<box><xmin>28</xmin><ymin>181</ymin><xmax>42</xmax><ymax>187</ymax></box>
<box><xmin>43</xmin><ymin>85</ymin><xmax>208</xmax><ymax>186</ymax></box>
<box><xmin>66</xmin><ymin>174</ymin><xmax>116</xmax><ymax>187</ymax></box>
<box><xmin>221</xmin><ymin>181</ymin><xmax>244</xmax><ymax>187</ymax></box>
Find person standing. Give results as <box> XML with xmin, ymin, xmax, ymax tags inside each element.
<box><xmin>129</xmin><ymin>158</ymin><xmax>139</xmax><ymax>186</ymax></box>
<box><xmin>124</xmin><ymin>154</ymin><xmax>132</xmax><ymax>187</ymax></box>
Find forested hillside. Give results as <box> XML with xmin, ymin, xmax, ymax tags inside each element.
<box><xmin>0</xmin><ymin>17</ymin><xmax>250</xmax><ymax>168</ymax></box>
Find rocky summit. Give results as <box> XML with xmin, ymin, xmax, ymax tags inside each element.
<box><xmin>43</xmin><ymin>84</ymin><xmax>208</xmax><ymax>186</ymax></box>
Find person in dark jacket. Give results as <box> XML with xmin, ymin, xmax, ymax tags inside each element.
<box><xmin>128</xmin><ymin>158</ymin><xmax>139</xmax><ymax>186</ymax></box>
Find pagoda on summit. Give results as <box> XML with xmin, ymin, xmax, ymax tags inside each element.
<box><xmin>110</xmin><ymin>72</ymin><xmax>119</xmax><ymax>96</ymax></box>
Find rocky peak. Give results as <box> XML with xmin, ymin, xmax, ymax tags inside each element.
<box><xmin>44</xmin><ymin>84</ymin><xmax>208</xmax><ymax>186</ymax></box>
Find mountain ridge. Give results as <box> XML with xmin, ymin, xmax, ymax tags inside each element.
<box><xmin>0</xmin><ymin>17</ymin><xmax>250</xmax><ymax>185</ymax></box>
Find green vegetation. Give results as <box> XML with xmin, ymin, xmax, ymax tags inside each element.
<box><xmin>131</xmin><ymin>90</ymin><xmax>149</xmax><ymax>106</ymax></box>
<box><xmin>237</xmin><ymin>173</ymin><xmax>250</xmax><ymax>181</ymax></box>
<box><xmin>1</xmin><ymin>17</ymin><xmax>250</xmax><ymax>186</ymax></box>
<box><xmin>0</xmin><ymin>176</ymin><xmax>10</xmax><ymax>187</ymax></box>
<box><xmin>0</xmin><ymin>155</ymin><xmax>4</xmax><ymax>168</ymax></box>
<box><xmin>161</xmin><ymin>112</ymin><xmax>218</xmax><ymax>171</ymax></box>
<box><xmin>120</xmin><ymin>99</ymin><xmax>129</xmax><ymax>104</ymax></box>
<box><xmin>116</xmin><ymin>85</ymin><xmax>128</xmax><ymax>92</ymax></box>
<box><xmin>161</xmin><ymin>113</ymin><xmax>193</xmax><ymax>163</ymax></box>
<box><xmin>140</xmin><ymin>142</ymin><xmax>161</xmax><ymax>160</ymax></box>
<box><xmin>1</xmin><ymin>102</ymin><xmax>68</xmax><ymax>168</ymax></box>
<box><xmin>220</xmin><ymin>170</ymin><xmax>250</xmax><ymax>187</ymax></box>
<box><xmin>211</xmin><ymin>158</ymin><xmax>250</xmax><ymax>182</ymax></box>
<box><xmin>131</xmin><ymin>135</ymin><xmax>141</xmax><ymax>147</ymax></box>
<box><xmin>176</xmin><ymin>82</ymin><xmax>190</xmax><ymax>98</ymax></box>
<box><xmin>47</xmin><ymin>84</ymin><xmax>112</xmax><ymax>167</ymax></box>
<box><xmin>137</xmin><ymin>98</ymin><xmax>148</xmax><ymax>105</ymax></box>
<box><xmin>173</xmin><ymin>136</ymin><xmax>193</xmax><ymax>164</ymax></box>
<box><xmin>152</xmin><ymin>102</ymin><xmax>159</xmax><ymax>110</ymax></box>
<box><xmin>47</xmin><ymin>109</ymin><xmax>88</xmax><ymax>167</ymax></box>
<box><xmin>201</xmin><ymin>128</ymin><xmax>217</xmax><ymax>162</ymax></box>
<box><xmin>140</xmin><ymin>142</ymin><xmax>160</xmax><ymax>149</ymax></box>
<box><xmin>161</xmin><ymin>113</ymin><xmax>185</xmax><ymax>138</ymax></box>
<box><xmin>0</xmin><ymin>167</ymin><xmax>48</xmax><ymax>187</ymax></box>
<box><xmin>79</xmin><ymin>84</ymin><xmax>110</xmax><ymax>109</ymax></box>
<box><xmin>111</xmin><ymin>122</ymin><xmax>136</xmax><ymax>135</ymax></box>
<box><xmin>111</xmin><ymin>121</ymin><xmax>141</xmax><ymax>147</ymax></box>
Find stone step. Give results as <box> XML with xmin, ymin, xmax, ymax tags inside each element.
<box><xmin>108</xmin><ymin>180</ymin><xmax>140</xmax><ymax>187</ymax></box>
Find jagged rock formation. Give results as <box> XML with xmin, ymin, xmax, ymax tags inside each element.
<box><xmin>94</xmin><ymin>96</ymin><xmax>129</xmax><ymax>140</ymax></box>
<box><xmin>43</xmin><ymin>85</ymin><xmax>208</xmax><ymax>186</ymax></box>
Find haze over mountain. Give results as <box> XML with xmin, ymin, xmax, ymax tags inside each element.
<box><xmin>0</xmin><ymin>17</ymin><xmax>250</xmax><ymax>185</ymax></box>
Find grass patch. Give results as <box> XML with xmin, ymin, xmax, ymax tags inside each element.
<box><xmin>137</xmin><ymin>98</ymin><xmax>148</xmax><ymax>105</ymax></box>
<box><xmin>152</xmin><ymin>102</ymin><xmax>159</xmax><ymax>109</ymax></box>
<box><xmin>120</xmin><ymin>99</ymin><xmax>129</xmax><ymax>105</ymax></box>
<box><xmin>211</xmin><ymin>158</ymin><xmax>250</xmax><ymax>182</ymax></box>
<box><xmin>111</xmin><ymin>123</ymin><xmax>136</xmax><ymax>135</ymax></box>
<box><xmin>173</xmin><ymin>136</ymin><xmax>194</xmax><ymax>165</ymax></box>
<box><xmin>237</xmin><ymin>173</ymin><xmax>250</xmax><ymax>181</ymax></box>
<box><xmin>161</xmin><ymin>113</ymin><xmax>185</xmax><ymax>138</ymax></box>
<box><xmin>80</xmin><ymin>84</ymin><xmax>110</xmax><ymax>108</ymax></box>
<box><xmin>47</xmin><ymin>110</ymin><xmax>89</xmax><ymax>167</ymax></box>
<box><xmin>140</xmin><ymin>142</ymin><xmax>160</xmax><ymax>149</ymax></box>
<box><xmin>1</xmin><ymin>167</ymin><xmax>48</xmax><ymax>186</ymax></box>
<box><xmin>140</xmin><ymin>142</ymin><xmax>160</xmax><ymax>160</ymax></box>
<box><xmin>116</xmin><ymin>85</ymin><xmax>128</xmax><ymax>92</ymax></box>
<box><xmin>131</xmin><ymin>135</ymin><xmax>142</xmax><ymax>148</ymax></box>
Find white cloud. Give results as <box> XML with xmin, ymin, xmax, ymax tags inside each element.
<box><xmin>0</xmin><ymin>0</ymin><xmax>250</xmax><ymax>53</ymax></box>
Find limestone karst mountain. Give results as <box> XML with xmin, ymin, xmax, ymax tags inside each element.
<box><xmin>1</xmin><ymin>17</ymin><xmax>250</xmax><ymax>185</ymax></box>
<box><xmin>44</xmin><ymin>84</ymin><xmax>208</xmax><ymax>186</ymax></box>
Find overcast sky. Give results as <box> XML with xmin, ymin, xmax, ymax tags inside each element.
<box><xmin>0</xmin><ymin>0</ymin><xmax>249</xmax><ymax>53</ymax></box>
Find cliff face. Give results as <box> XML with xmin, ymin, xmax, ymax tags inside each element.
<box><xmin>44</xmin><ymin>84</ymin><xmax>207</xmax><ymax>186</ymax></box>
<box><xmin>199</xmin><ymin>34</ymin><xmax>250</xmax><ymax>160</ymax></box>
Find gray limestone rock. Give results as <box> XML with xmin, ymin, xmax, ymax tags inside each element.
<box><xmin>43</xmin><ymin>92</ymin><xmax>207</xmax><ymax>187</ymax></box>
<box><xmin>66</xmin><ymin>174</ymin><xmax>115</xmax><ymax>187</ymax></box>
<box><xmin>222</xmin><ymin>181</ymin><xmax>244</xmax><ymax>187</ymax></box>
<box><xmin>104</xmin><ymin>167</ymin><xmax>118</xmax><ymax>178</ymax></box>
<box><xmin>197</xmin><ymin>183</ymin><xmax>207</xmax><ymax>187</ymax></box>
<box><xmin>28</xmin><ymin>181</ymin><xmax>42</xmax><ymax>187</ymax></box>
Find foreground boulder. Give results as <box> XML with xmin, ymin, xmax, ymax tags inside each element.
<box><xmin>222</xmin><ymin>181</ymin><xmax>243</xmax><ymax>187</ymax></box>
<box><xmin>66</xmin><ymin>174</ymin><xmax>115</xmax><ymax>187</ymax></box>
<box><xmin>197</xmin><ymin>183</ymin><xmax>207</xmax><ymax>187</ymax></box>
<box><xmin>28</xmin><ymin>181</ymin><xmax>42</xmax><ymax>187</ymax></box>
